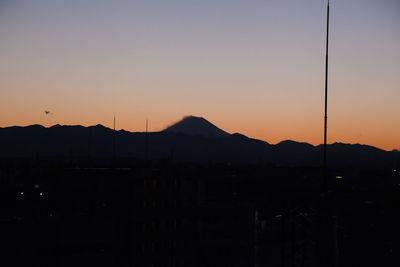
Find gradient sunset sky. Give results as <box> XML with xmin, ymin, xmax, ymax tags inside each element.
<box><xmin>0</xmin><ymin>0</ymin><xmax>399</xmax><ymax>151</ymax></box>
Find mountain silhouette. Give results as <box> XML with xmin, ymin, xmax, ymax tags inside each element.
<box><xmin>0</xmin><ymin>117</ymin><xmax>398</xmax><ymax>169</ymax></box>
<box><xmin>163</xmin><ymin>116</ymin><xmax>229</xmax><ymax>138</ymax></box>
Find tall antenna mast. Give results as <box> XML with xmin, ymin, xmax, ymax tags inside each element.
<box><xmin>323</xmin><ymin>0</ymin><xmax>330</xmax><ymax>192</ymax></box>
<box><xmin>319</xmin><ymin>2</ymin><xmax>337</xmax><ymax>267</ymax></box>
<box><xmin>113</xmin><ymin>115</ymin><xmax>116</xmax><ymax>162</ymax></box>
<box><xmin>145</xmin><ymin>119</ymin><xmax>149</xmax><ymax>161</ymax></box>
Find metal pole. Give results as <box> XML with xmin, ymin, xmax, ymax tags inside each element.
<box><xmin>145</xmin><ymin>119</ymin><xmax>148</xmax><ymax>160</ymax></box>
<box><xmin>323</xmin><ymin>0</ymin><xmax>330</xmax><ymax>192</ymax></box>
<box><xmin>319</xmin><ymin>2</ymin><xmax>332</xmax><ymax>267</ymax></box>
<box><xmin>113</xmin><ymin>115</ymin><xmax>116</xmax><ymax>162</ymax></box>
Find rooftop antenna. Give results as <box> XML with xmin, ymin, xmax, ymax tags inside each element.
<box><xmin>323</xmin><ymin>0</ymin><xmax>330</xmax><ymax>192</ymax></box>
<box><xmin>145</xmin><ymin>119</ymin><xmax>149</xmax><ymax>161</ymax></box>
<box><xmin>319</xmin><ymin>2</ymin><xmax>337</xmax><ymax>267</ymax></box>
<box><xmin>113</xmin><ymin>115</ymin><xmax>116</xmax><ymax>162</ymax></box>
<box><xmin>87</xmin><ymin>127</ymin><xmax>92</xmax><ymax>159</ymax></box>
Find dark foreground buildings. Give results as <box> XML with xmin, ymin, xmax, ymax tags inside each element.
<box><xmin>2</xmin><ymin>159</ymin><xmax>400</xmax><ymax>266</ymax></box>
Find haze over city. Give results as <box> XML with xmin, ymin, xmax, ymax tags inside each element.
<box><xmin>1</xmin><ymin>0</ymin><xmax>399</xmax><ymax>150</ymax></box>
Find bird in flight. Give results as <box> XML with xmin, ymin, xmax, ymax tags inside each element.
<box><xmin>44</xmin><ymin>110</ymin><xmax>52</xmax><ymax>115</ymax></box>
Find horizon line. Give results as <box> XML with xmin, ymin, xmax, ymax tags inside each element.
<box><xmin>1</xmin><ymin>122</ymin><xmax>397</xmax><ymax>152</ymax></box>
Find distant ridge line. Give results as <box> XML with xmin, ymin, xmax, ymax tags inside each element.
<box><xmin>0</xmin><ymin>117</ymin><xmax>394</xmax><ymax>153</ymax></box>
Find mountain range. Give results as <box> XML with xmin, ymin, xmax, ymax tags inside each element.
<box><xmin>0</xmin><ymin>116</ymin><xmax>398</xmax><ymax>169</ymax></box>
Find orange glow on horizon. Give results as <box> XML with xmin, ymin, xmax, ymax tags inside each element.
<box><xmin>0</xmin><ymin>1</ymin><xmax>399</xmax><ymax>152</ymax></box>
<box><xmin>1</xmin><ymin>112</ymin><xmax>398</xmax><ymax>152</ymax></box>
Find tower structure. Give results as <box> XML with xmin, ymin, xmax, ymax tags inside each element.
<box><xmin>323</xmin><ymin>0</ymin><xmax>330</xmax><ymax>193</ymax></box>
<box><xmin>113</xmin><ymin>115</ymin><xmax>116</xmax><ymax>162</ymax></box>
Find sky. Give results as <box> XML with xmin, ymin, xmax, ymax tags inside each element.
<box><xmin>0</xmin><ymin>0</ymin><xmax>399</xmax><ymax>151</ymax></box>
